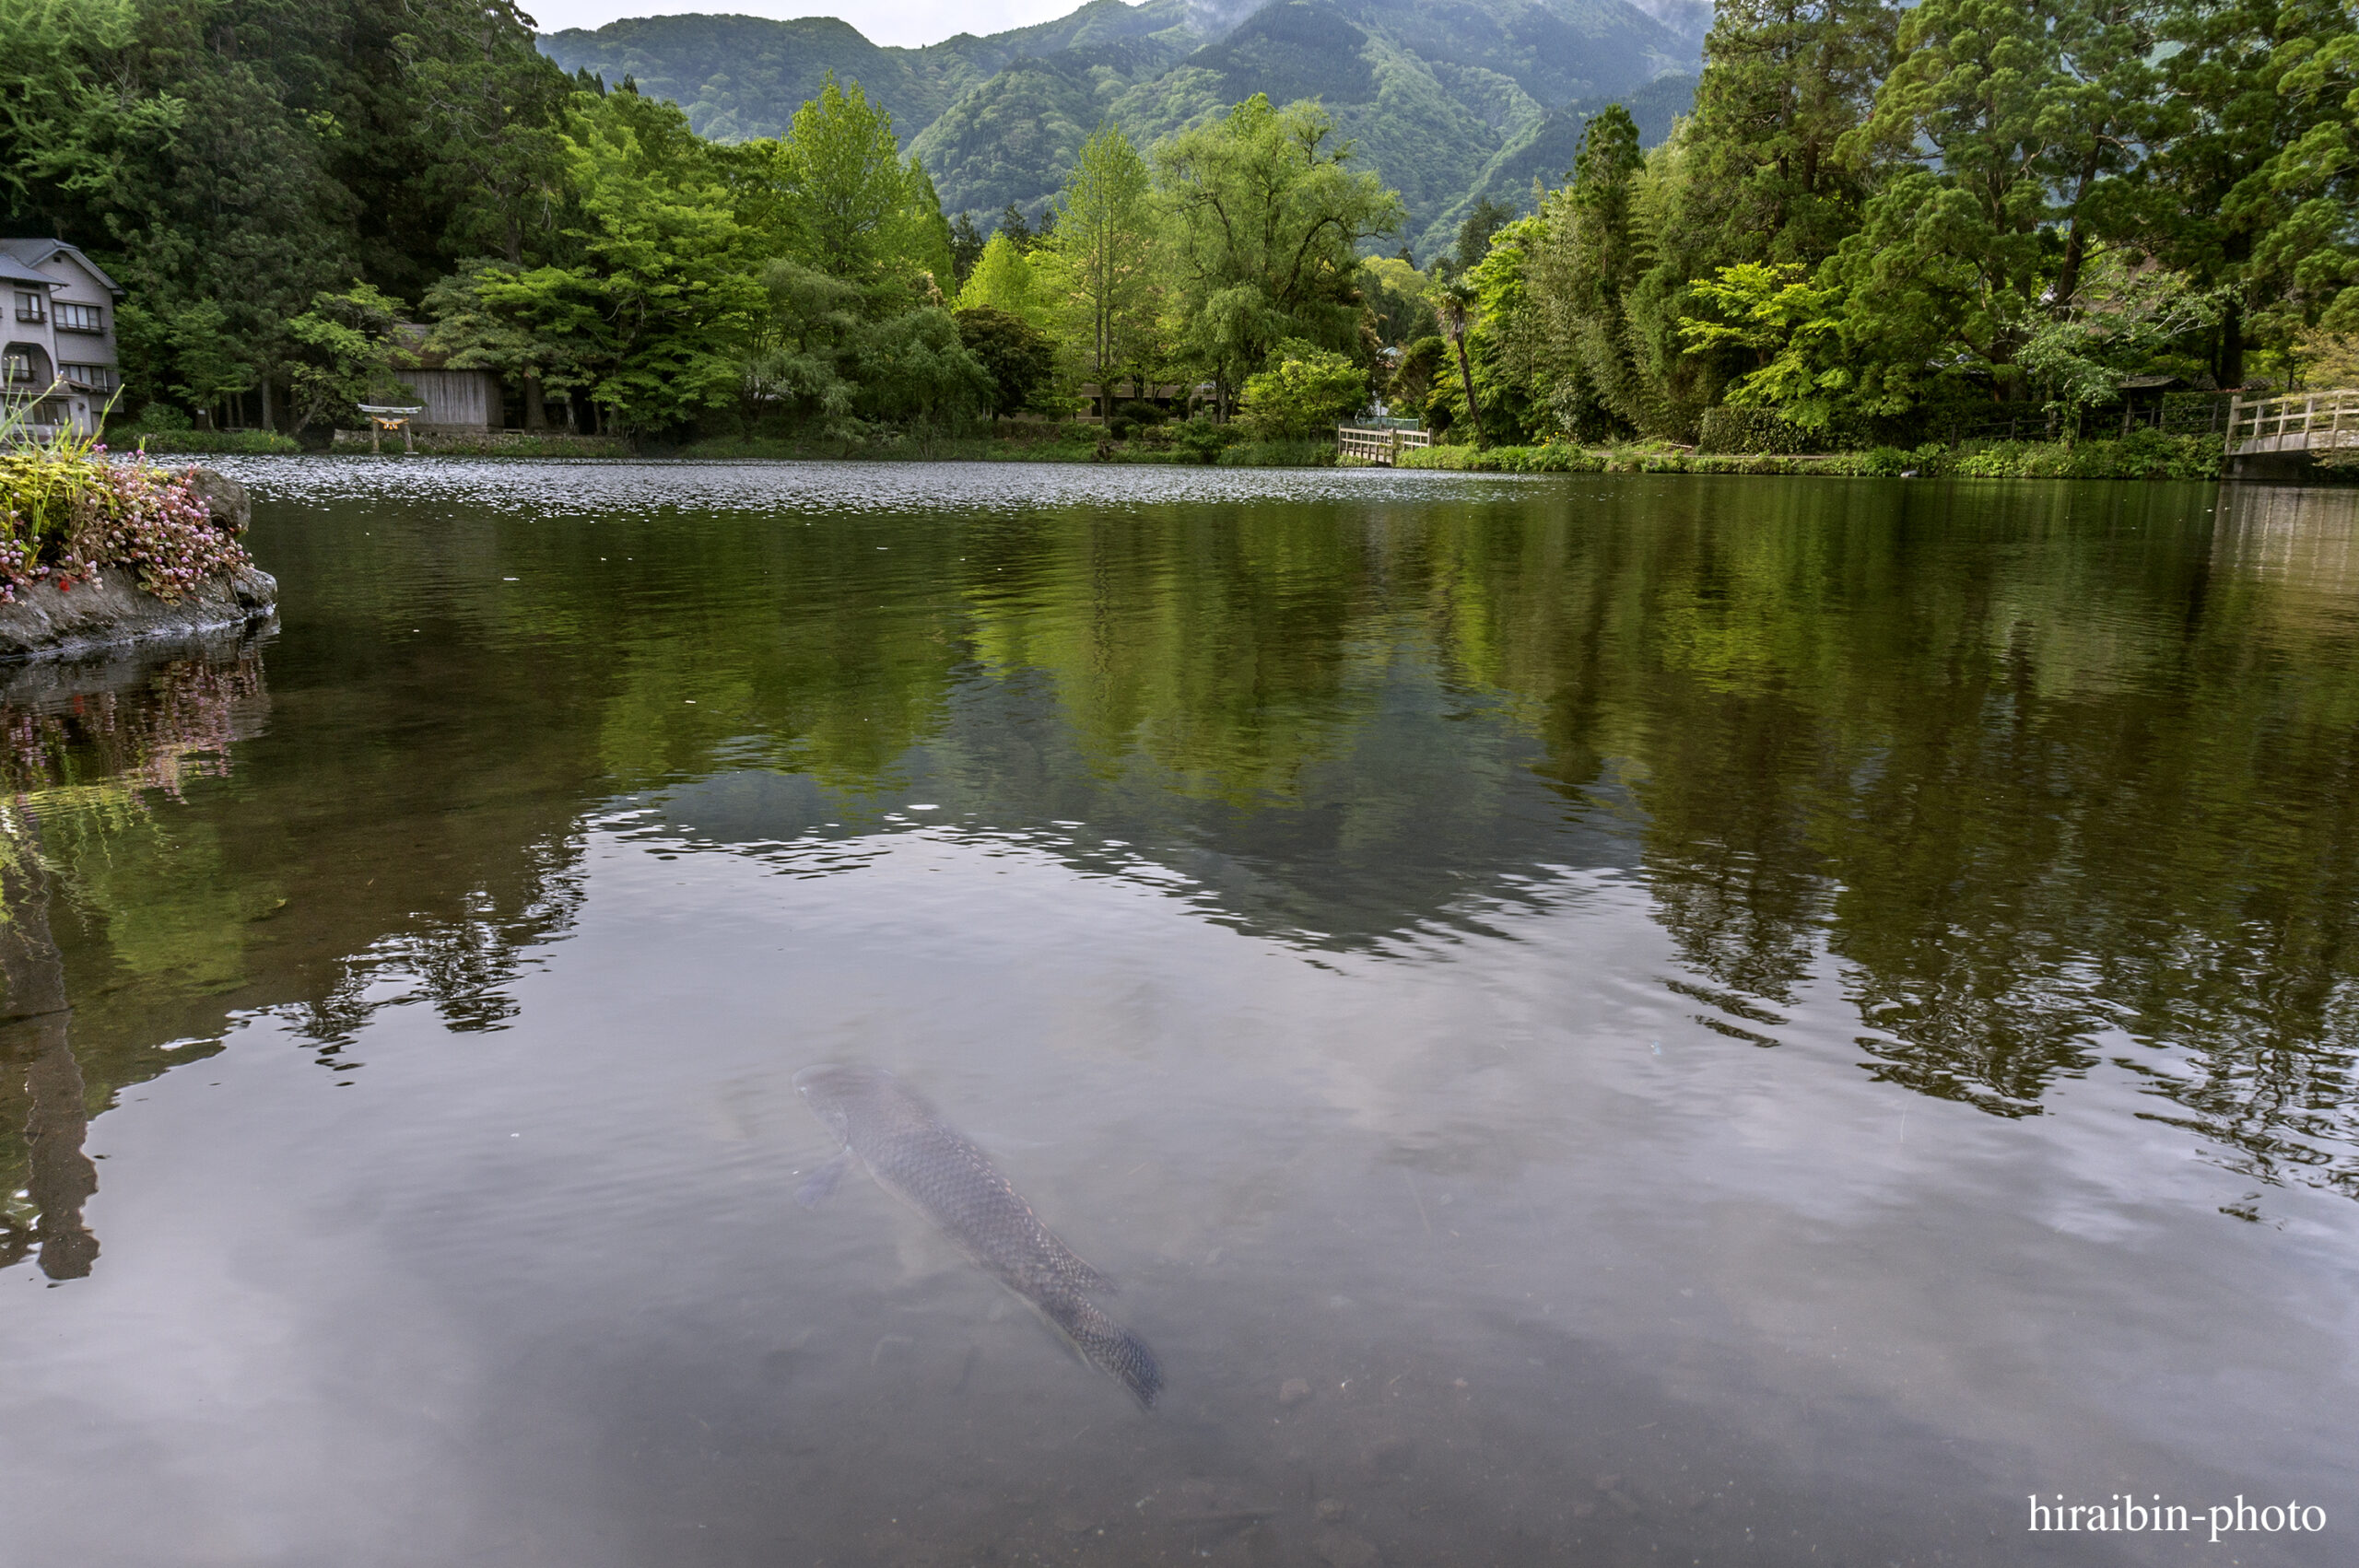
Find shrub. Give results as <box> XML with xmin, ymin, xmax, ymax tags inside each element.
<box><xmin>1938</xmin><ymin>434</ymin><xmax>2221</xmax><ymax>480</ymax></box>
<box><xmin>130</xmin><ymin>428</ymin><xmax>301</xmax><ymax>455</ymax></box>
<box><xmin>1396</xmin><ymin>444</ymin><xmax>1605</xmax><ymax>473</ymax></box>
<box><xmin>1696</xmin><ymin>406</ymin><xmax>1869</xmax><ymax>454</ymax></box>
<box><xmin>1215</xmin><ymin>437</ymin><xmax>1337</xmax><ymax>467</ymax></box>
<box><xmin>1238</xmin><ymin>340</ymin><xmax>1367</xmax><ymax>439</ymax></box>
<box><xmin>1841</xmin><ymin>445</ymin><xmax>1931</xmax><ymax>477</ymax></box>
<box><xmin>1173</xmin><ymin>415</ymin><xmax>1238</xmax><ymax>465</ymax></box>
<box><xmin>111</xmin><ymin>402</ymin><xmax>191</xmax><ymax>436</ymax></box>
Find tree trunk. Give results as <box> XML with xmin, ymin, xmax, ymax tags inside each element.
<box><xmin>0</xmin><ymin>815</ymin><xmax>97</xmax><ymax>1281</ymax></box>
<box><xmin>1452</xmin><ymin>330</ymin><xmax>1483</xmax><ymax>443</ymax></box>
<box><xmin>2217</xmin><ymin>295</ymin><xmax>2245</xmax><ymax>389</ymax></box>
<box><xmin>523</xmin><ymin>370</ymin><xmax>546</xmax><ymax>431</ymax></box>
<box><xmin>2052</xmin><ymin>221</ymin><xmax>2088</xmax><ymax>321</ymax></box>
<box><xmin>259</xmin><ymin>373</ymin><xmax>275</xmax><ymax>431</ymax></box>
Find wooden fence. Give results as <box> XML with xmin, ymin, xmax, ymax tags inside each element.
<box><xmin>1337</xmin><ymin>426</ymin><xmax>1432</xmax><ymax>464</ymax></box>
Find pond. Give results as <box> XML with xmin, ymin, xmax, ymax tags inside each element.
<box><xmin>2</xmin><ymin>461</ymin><xmax>2354</xmax><ymax>1566</ymax></box>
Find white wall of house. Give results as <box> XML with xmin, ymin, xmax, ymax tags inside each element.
<box><xmin>405</xmin><ymin>368</ymin><xmax>499</xmax><ymax>430</ymax></box>
<box><xmin>2</xmin><ymin>241</ymin><xmax>122</xmax><ymax>439</ymax></box>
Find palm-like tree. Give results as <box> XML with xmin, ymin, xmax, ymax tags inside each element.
<box><xmin>1439</xmin><ymin>278</ymin><xmax>1484</xmax><ymax>445</ymax></box>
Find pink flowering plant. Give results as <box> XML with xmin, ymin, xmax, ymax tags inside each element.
<box><xmin>0</xmin><ymin>396</ymin><xmax>250</xmax><ymax>605</ymax></box>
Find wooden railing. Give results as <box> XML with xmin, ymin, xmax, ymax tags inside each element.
<box><xmin>2226</xmin><ymin>390</ymin><xmax>2359</xmax><ymax>459</ymax></box>
<box><xmin>1337</xmin><ymin>426</ymin><xmax>1431</xmax><ymax>464</ymax></box>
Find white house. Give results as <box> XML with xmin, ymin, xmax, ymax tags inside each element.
<box><xmin>0</xmin><ymin>239</ymin><xmax>123</xmax><ymax>439</ymax></box>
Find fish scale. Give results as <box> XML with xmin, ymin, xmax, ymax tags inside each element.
<box><xmin>795</xmin><ymin>1064</ymin><xmax>1161</xmax><ymax>1407</ymax></box>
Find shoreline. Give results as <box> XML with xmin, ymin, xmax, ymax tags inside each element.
<box><xmin>137</xmin><ymin>429</ymin><xmax>2271</xmax><ymax>482</ymax></box>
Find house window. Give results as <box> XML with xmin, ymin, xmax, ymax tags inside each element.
<box><xmin>4</xmin><ymin>352</ymin><xmax>31</xmax><ymax>383</ymax></box>
<box><xmin>11</xmin><ymin>292</ymin><xmax>42</xmax><ymax>324</ymax></box>
<box><xmin>53</xmin><ymin>301</ymin><xmax>103</xmax><ymax>333</ymax></box>
<box><xmin>60</xmin><ymin>363</ymin><xmax>116</xmax><ymax>392</ymax></box>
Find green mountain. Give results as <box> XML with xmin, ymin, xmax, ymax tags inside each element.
<box><xmin>537</xmin><ymin>0</ymin><xmax>1196</xmax><ymax>142</ymax></box>
<box><xmin>1418</xmin><ymin>69</ymin><xmax>1696</xmax><ymax>257</ymax></box>
<box><xmin>538</xmin><ymin>0</ymin><xmax>1698</xmax><ymax>247</ymax></box>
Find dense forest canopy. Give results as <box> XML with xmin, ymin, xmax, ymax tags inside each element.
<box><xmin>1</xmin><ymin>0</ymin><xmax>2353</xmax><ymax>448</ymax></box>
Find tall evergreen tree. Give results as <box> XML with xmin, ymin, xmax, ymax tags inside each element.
<box><xmin>1675</xmin><ymin>0</ymin><xmax>1896</xmax><ymax>269</ymax></box>
<box><xmin>1043</xmin><ymin>124</ymin><xmax>1158</xmax><ymax>420</ymax></box>
<box><xmin>2152</xmin><ymin>0</ymin><xmax>2359</xmax><ymax>383</ymax></box>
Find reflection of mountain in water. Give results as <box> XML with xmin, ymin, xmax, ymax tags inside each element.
<box><xmin>29</xmin><ymin>461</ymin><xmax>2359</xmax><ymax>1216</ymax></box>
<box><xmin>642</xmin><ymin>646</ymin><xmax>1638</xmax><ymax>954</ymax></box>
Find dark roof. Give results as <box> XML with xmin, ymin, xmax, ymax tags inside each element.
<box><xmin>389</xmin><ymin>322</ymin><xmax>498</xmax><ymax>375</ymax></box>
<box><xmin>0</xmin><ymin>256</ymin><xmax>52</xmax><ymax>287</ymax></box>
<box><xmin>0</xmin><ymin>239</ymin><xmax>123</xmax><ymax>297</ymax></box>
<box><xmin>2117</xmin><ymin>373</ymin><xmax>2184</xmax><ymax>390</ymax></box>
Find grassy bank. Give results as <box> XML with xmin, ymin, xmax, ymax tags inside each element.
<box><xmin>124</xmin><ymin>428</ymin><xmax>302</xmax><ymax>456</ymax></box>
<box><xmin>329</xmin><ymin>429</ymin><xmax>632</xmax><ymax>458</ymax></box>
<box><xmin>1399</xmin><ymin>430</ymin><xmax>2225</xmax><ymax>480</ymax></box>
<box><xmin>681</xmin><ymin>427</ymin><xmax>1342</xmax><ymax>467</ymax></box>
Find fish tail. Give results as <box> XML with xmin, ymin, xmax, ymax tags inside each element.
<box><xmin>1046</xmin><ymin>1295</ymin><xmax>1162</xmax><ymax>1409</ymax></box>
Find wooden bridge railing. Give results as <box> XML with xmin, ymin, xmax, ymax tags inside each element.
<box><xmin>1338</xmin><ymin>426</ymin><xmax>1432</xmax><ymax>464</ymax></box>
<box><xmin>2226</xmin><ymin>390</ymin><xmax>2359</xmax><ymax>459</ymax></box>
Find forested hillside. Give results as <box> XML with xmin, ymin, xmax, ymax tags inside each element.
<box><xmin>535</xmin><ymin>0</ymin><xmax>1196</xmax><ymax>143</ymax></box>
<box><xmin>542</xmin><ymin>0</ymin><xmax>1700</xmax><ymax>253</ymax></box>
<box><xmin>1421</xmin><ymin>69</ymin><xmax>1697</xmax><ymax>258</ymax></box>
<box><xmin>5</xmin><ymin>0</ymin><xmax>2348</xmax><ymax>462</ymax></box>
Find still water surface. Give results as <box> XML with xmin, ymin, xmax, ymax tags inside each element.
<box><xmin>3</xmin><ymin>462</ymin><xmax>2356</xmax><ymax>1565</ymax></box>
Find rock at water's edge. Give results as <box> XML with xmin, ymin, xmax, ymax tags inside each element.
<box><xmin>0</xmin><ymin>563</ymin><xmax>277</xmax><ymax>660</ymax></box>
<box><xmin>0</xmin><ymin>466</ymin><xmax>275</xmax><ymax>660</ymax></box>
<box><xmin>183</xmin><ymin>467</ymin><xmax>252</xmax><ymax>532</ymax></box>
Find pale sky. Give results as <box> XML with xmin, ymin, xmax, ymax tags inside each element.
<box><xmin>522</xmin><ymin>0</ymin><xmax>1108</xmax><ymax>47</ymax></box>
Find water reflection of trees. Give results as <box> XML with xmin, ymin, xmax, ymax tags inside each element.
<box><xmin>0</xmin><ymin>821</ymin><xmax>95</xmax><ymax>1278</ymax></box>
<box><xmin>554</xmin><ymin>477</ymin><xmax>2359</xmax><ymax>1197</ymax></box>
<box><xmin>0</xmin><ymin>634</ymin><xmax>591</xmax><ymax>1278</ymax></box>
<box><xmin>0</xmin><ymin>649</ymin><xmax>269</xmax><ymax>1276</ymax></box>
<box><xmin>18</xmin><ymin>472</ymin><xmax>2359</xmax><ymax>1254</ymax></box>
<box><xmin>1431</xmin><ymin>480</ymin><xmax>2359</xmax><ymax>1194</ymax></box>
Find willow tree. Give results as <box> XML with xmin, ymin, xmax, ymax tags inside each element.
<box><xmin>1154</xmin><ymin>95</ymin><xmax>1403</xmax><ymax>416</ymax></box>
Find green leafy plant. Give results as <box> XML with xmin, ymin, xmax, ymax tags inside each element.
<box><xmin>0</xmin><ymin>410</ymin><xmax>252</xmax><ymax>603</ymax></box>
<box><xmin>1238</xmin><ymin>340</ymin><xmax>1367</xmax><ymax>439</ymax></box>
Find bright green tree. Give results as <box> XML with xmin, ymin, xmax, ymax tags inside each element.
<box><xmin>1044</xmin><ymin>123</ymin><xmax>1158</xmax><ymax>421</ymax></box>
<box><xmin>422</xmin><ymin>259</ymin><xmax>597</xmax><ymax>430</ymax></box>
<box><xmin>1155</xmin><ymin>95</ymin><xmax>1404</xmax><ymax>415</ymax></box>
<box><xmin>1238</xmin><ymin>339</ymin><xmax>1367</xmax><ymax>438</ymax></box>
<box><xmin>546</xmin><ymin>86</ymin><xmax>764</xmax><ymax>431</ymax></box>
<box><xmin>953</xmin><ymin>233</ymin><xmax>1047</xmax><ymax>322</ymax></box>
<box><xmin>772</xmin><ymin>75</ymin><xmax>937</xmax><ymax>284</ymax></box>
<box><xmin>282</xmin><ymin>282</ymin><xmax>415</xmax><ymax>430</ymax></box>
